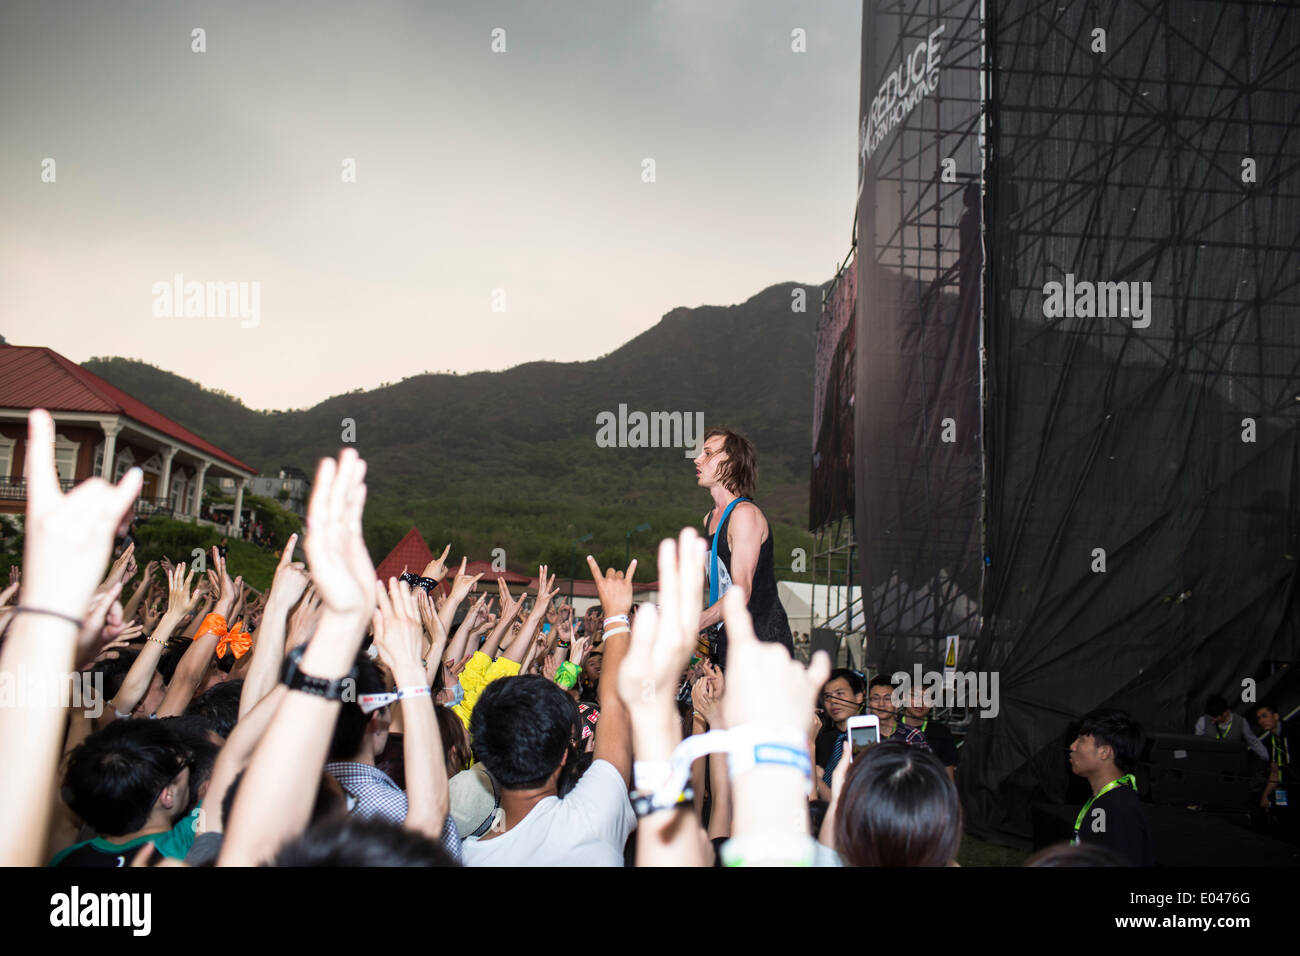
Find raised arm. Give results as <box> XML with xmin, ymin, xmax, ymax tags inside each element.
<box><xmin>0</xmin><ymin>410</ymin><xmax>141</xmax><ymax>865</ymax></box>
<box><xmin>503</xmin><ymin>566</ymin><xmax>558</xmax><ymax>664</ymax></box>
<box><xmin>720</xmin><ymin>587</ymin><xmax>830</xmax><ymax>865</ymax></box>
<box><xmin>239</xmin><ymin>534</ymin><xmax>310</xmax><ymax>718</ymax></box>
<box><xmin>373</xmin><ymin>578</ymin><xmax>448</xmax><ymax>841</ymax></box>
<box><xmin>219</xmin><ymin>449</ymin><xmax>375</xmax><ymax>866</ymax></box>
<box><xmin>444</xmin><ymin>593</ymin><xmax>488</xmax><ymax>669</ymax></box>
<box><xmin>616</xmin><ymin>530</ymin><xmax>712</xmax><ymax>865</ymax></box>
<box><xmin>436</xmin><ymin>558</ymin><xmax>484</xmax><ymax>639</ymax></box>
<box><xmin>587</xmin><ymin>555</ymin><xmax>638</xmax><ymax>788</ymax></box>
<box><xmin>120</xmin><ymin>559</ymin><xmax>158</xmax><ymax>623</ymax></box>
<box><xmin>155</xmin><ymin>550</ymin><xmax>239</xmax><ymax>719</ymax></box>
<box><xmin>109</xmin><ymin>564</ymin><xmax>198</xmax><ymax>717</ymax></box>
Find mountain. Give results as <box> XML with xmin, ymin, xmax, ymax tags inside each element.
<box><xmin>83</xmin><ymin>280</ymin><xmax>823</xmax><ymax>575</ymax></box>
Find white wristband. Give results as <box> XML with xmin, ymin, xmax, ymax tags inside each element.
<box><xmin>633</xmin><ymin>760</ymin><xmax>672</xmax><ymax>792</ymax></box>
<box><xmin>726</xmin><ymin>723</ymin><xmax>812</xmax><ymax>784</ymax></box>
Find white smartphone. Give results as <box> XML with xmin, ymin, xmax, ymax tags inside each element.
<box><xmin>846</xmin><ymin>714</ymin><xmax>881</xmax><ymax>761</ymax></box>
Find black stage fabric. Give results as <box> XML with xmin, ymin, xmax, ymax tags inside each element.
<box><xmin>855</xmin><ymin>0</ymin><xmax>1300</xmax><ymax>842</ymax></box>
<box><xmin>854</xmin><ymin>0</ymin><xmax>985</xmax><ymax>671</ymax></box>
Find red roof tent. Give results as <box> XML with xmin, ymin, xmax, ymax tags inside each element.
<box><xmin>0</xmin><ymin>346</ymin><xmax>256</xmax><ymax>474</ymax></box>
<box><xmin>374</xmin><ymin>527</ymin><xmax>434</xmax><ymax>582</ymax></box>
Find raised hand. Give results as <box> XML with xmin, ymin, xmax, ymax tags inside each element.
<box><xmin>692</xmin><ymin>669</ymin><xmax>724</xmax><ymax>729</ymax></box>
<box><xmin>266</xmin><ymin>533</ymin><xmax>310</xmax><ymax>611</ymax></box>
<box><xmin>143</xmin><ymin>596</ymin><xmax>165</xmax><ymax>632</ymax></box>
<box><xmin>569</xmin><ymin>632</ymin><xmax>592</xmax><ymax>666</ymax></box>
<box><xmin>447</xmin><ymin>557</ymin><xmax>484</xmax><ymax>607</ymax></box>
<box><xmin>75</xmin><ymin>582</ymin><xmax>124</xmax><ymax>670</ymax></box>
<box><xmin>615</xmin><ymin>531</ymin><xmax>703</xmax><ymax>723</ymax></box>
<box><xmin>285</xmin><ymin>586</ymin><xmax>323</xmax><ymax>653</ymax></box>
<box><xmin>104</xmin><ymin>541</ymin><xmax>135</xmax><ymax>589</ymax></box>
<box><xmin>421</xmin><ymin>543</ymin><xmax>453</xmax><ymax>583</ymax></box>
<box><xmin>301</xmin><ymin>448</ymin><xmax>376</xmax><ymax>653</ymax></box>
<box><xmin>720</xmin><ymin>587</ymin><xmax>829</xmax><ymax>731</ymax></box>
<box><xmin>372</xmin><ymin>578</ymin><xmax>427</xmax><ymax>681</ymax></box>
<box><xmin>585</xmin><ymin>554</ymin><xmax>638</xmax><ymax>619</ymax></box>
<box><xmin>163</xmin><ymin>564</ymin><xmax>200</xmax><ymax>620</ymax></box>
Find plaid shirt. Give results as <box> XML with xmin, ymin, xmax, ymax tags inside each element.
<box><xmin>326</xmin><ymin>760</ymin><xmax>462</xmax><ymax>860</ymax></box>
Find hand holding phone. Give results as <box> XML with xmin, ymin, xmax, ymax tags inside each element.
<box><xmin>846</xmin><ymin>714</ymin><xmax>881</xmax><ymax>762</ymax></box>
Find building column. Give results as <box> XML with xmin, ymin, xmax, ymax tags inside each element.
<box><xmin>158</xmin><ymin>446</ymin><xmax>177</xmax><ymax>503</ymax></box>
<box><xmin>99</xmin><ymin>419</ymin><xmax>122</xmax><ymax>478</ymax></box>
<box><xmin>191</xmin><ymin>462</ymin><xmax>210</xmax><ymax>520</ymax></box>
<box><xmin>231</xmin><ymin>477</ymin><xmax>247</xmax><ymax>536</ymax></box>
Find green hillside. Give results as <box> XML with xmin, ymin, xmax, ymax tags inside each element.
<box><xmin>84</xmin><ymin>281</ymin><xmax>824</xmax><ymax>581</ymax></box>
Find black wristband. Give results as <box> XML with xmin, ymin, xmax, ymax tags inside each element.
<box><xmin>399</xmin><ymin>571</ymin><xmax>439</xmax><ymax>594</ymax></box>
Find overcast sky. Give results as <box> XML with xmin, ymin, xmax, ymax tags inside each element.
<box><xmin>1</xmin><ymin>0</ymin><xmax>860</xmax><ymax>410</ymax></box>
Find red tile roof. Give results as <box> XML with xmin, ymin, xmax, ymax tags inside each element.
<box><xmin>374</xmin><ymin>527</ymin><xmax>435</xmax><ymax>581</ymax></box>
<box><xmin>0</xmin><ymin>346</ymin><xmax>256</xmax><ymax>473</ymax></box>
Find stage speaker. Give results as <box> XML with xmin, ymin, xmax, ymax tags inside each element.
<box><xmin>1142</xmin><ymin>734</ymin><xmax>1252</xmax><ymax>810</ymax></box>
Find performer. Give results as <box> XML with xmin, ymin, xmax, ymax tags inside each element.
<box><xmin>693</xmin><ymin>427</ymin><xmax>793</xmax><ymax>668</ymax></box>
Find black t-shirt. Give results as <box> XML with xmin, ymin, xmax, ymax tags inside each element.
<box><xmin>910</xmin><ymin>719</ymin><xmax>959</xmax><ymax>768</ymax></box>
<box><xmin>1075</xmin><ymin>783</ymin><xmax>1155</xmax><ymax>866</ymax></box>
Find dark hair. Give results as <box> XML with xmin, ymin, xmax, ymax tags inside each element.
<box><xmin>328</xmin><ymin>657</ymin><xmax>387</xmax><ymax>761</ymax></box>
<box><xmin>157</xmin><ymin>645</ymin><xmax>188</xmax><ymax>684</ymax></box>
<box><xmin>704</xmin><ymin>427</ymin><xmax>757</xmax><ymax>499</ymax></box>
<box><xmin>186</xmin><ymin>679</ymin><xmax>244</xmax><ymax>738</ymax></box>
<box><xmin>824</xmin><ymin>669</ymin><xmax>867</xmax><ymax>697</ymax></box>
<box><xmin>437</xmin><ymin>705</ymin><xmax>470</xmax><ymax>776</ymax></box>
<box><xmin>86</xmin><ymin>650</ymin><xmax>141</xmax><ymax>702</ymax></box>
<box><xmin>1026</xmin><ymin>841</ymin><xmax>1127</xmax><ymax>867</ymax></box>
<box><xmin>868</xmin><ymin>674</ymin><xmax>896</xmax><ymax>692</ymax></box>
<box><xmin>833</xmin><ymin>741</ymin><xmax>961</xmax><ymax>867</ymax></box>
<box><xmin>470</xmin><ymin>675</ymin><xmax>578</xmax><ymax>790</ymax></box>
<box><xmin>1249</xmin><ymin>700</ymin><xmax>1279</xmax><ymax>721</ymax></box>
<box><xmin>1077</xmin><ymin>709</ymin><xmax>1144</xmax><ymax>773</ymax></box>
<box><xmin>1204</xmin><ymin>695</ymin><xmax>1230</xmax><ymax>717</ymax></box>
<box><xmin>158</xmin><ymin>716</ymin><xmax>220</xmax><ymax>809</ymax></box>
<box><xmin>269</xmin><ymin>816</ymin><xmax>458</xmax><ymax>867</ymax></box>
<box><xmin>62</xmin><ymin>720</ymin><xmax>190</xmax><ymax>836</ymax></box>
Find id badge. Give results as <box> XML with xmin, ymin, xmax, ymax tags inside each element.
<box><xmin>1275</xmin><ymin>788</ymin><xmax>1288</xmax><ymax>807</ymax></box>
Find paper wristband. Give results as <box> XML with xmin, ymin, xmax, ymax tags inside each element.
<box><xmin>634</xmin><ymin>760</ymin><xmax>674</xmax><ymax>792</ymax></box>
<box><xmin>358</xmin><ymin>685</ymin><xmax>431</xmax><ymax>714</ymax></box>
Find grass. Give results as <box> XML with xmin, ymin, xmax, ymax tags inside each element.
<box><xmin>957</xmin><ymin>833</ymin><xmax>1031</xmax><ymax>867</ymax></box>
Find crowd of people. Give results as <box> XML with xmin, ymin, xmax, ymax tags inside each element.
<box><xmin>0</xmin><ymin>408</ymin><xmax>1293</xmax><ymax>868</ymax></box>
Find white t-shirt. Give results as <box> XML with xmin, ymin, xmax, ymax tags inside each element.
<box><xmin>461</xmin><ymin>759</ymin><xmax>635</xmax><ymax>867</ymax></box>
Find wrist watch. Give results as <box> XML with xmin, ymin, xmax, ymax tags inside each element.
<box><xmin>280</xmin><ymin>644</ymin><xmax>356</xmax><ymax>701</ymax></box>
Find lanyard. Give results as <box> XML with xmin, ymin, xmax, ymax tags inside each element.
<box><xmin>920</xmin><ymin>719</ymin><xmax>928</xmax><ymax>733</ymax></box>
<box><xmin>1072</xmin><ymin>775</ymin><xmax>1136</xmax><ymax>843</ymax></box>
<box><xmin>1217</xmin><ymin>720</ymin><xmax>1232</xmax><ymax>740</ymax></box>
<box><xmin>708</xmin><ymin>497</ymin><xmax>749</xmax><ymax>606</ymax></box>
<box><xmin>1272</xmin><ymin>734</ymin><xmax>1289</xmax><ymax>767</ymax></box>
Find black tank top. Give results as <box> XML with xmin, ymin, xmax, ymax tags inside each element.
<box><xmin>705</xmin><ymin>502</ymin><xmax>793</xmax><ymax>668</ymax></box>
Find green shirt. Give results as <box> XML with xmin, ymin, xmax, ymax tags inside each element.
<box><xmin>49</xmin><ymin>806</ymin><xmax>200</xmax><ymax>867</ymax></box>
